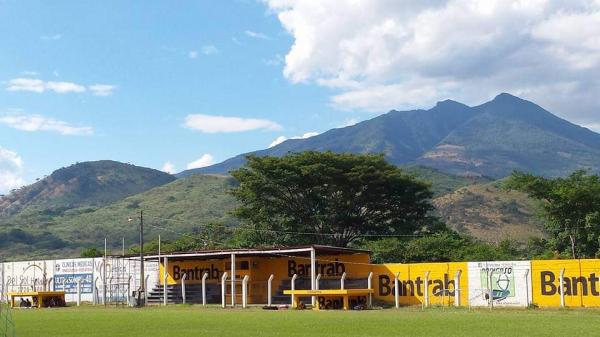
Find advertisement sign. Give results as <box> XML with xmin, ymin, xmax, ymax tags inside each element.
<box><xmin>53</xmin><ymin>273</ymin><xmax>94</xmax><ymax>294</ymax></box>
<box><xmin>532</xmin><ymin>259</ymin><xmax>600</xmax><ymax>307</ymax></box>
<box><xmin>468</xmin><ymin>261</ymin><xmax>532</xmax><ymax>307</ymax></box>
<box><xmin>373</xmin><ymin>262</ymin><xmax>468</xmax><ymax>306</ymax></box>
<box><xmin>53</xmin><ymin>259</ymin><xmax>94</xmax><ymax>295</ymax></box>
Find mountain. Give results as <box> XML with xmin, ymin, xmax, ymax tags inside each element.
<box><xmin>0</xmin><ymin>173</ymin><xmax>237</xmax><ymax>260</ymax></box>
<box><xmin>434</xmin><ymin>181</ymin><xmax>544</xmax><ymax>243</ymax></box>
<box><xmin>0</xmin><ymin>160</ymin><xmax>175</xmax><ymax>218</ymax></box>
<box><xmin>179</xmin><ymin>93</ymin><xmax>600</xmax><ymax>179</ymax></box>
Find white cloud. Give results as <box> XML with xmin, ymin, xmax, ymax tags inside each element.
<box><xmin>201</xmin><ymin>45</ymin><xmax>219</xmax><ymax>55</ymax></box>
<box><xmin>40</xmin><ymin>34</ymin><xmax>61</xmax><ymax>41</ymax></box>
<box><xmin>6</xmin><ymin>78</ymin><xmax>116</xmax><ymax>96</ymax></box>
<box><xmin>184</xmin><ymin>114</ymin><xmax>282</xmax><ymax>133</ymax></box>
<box><xmin>45</xmin><ymin>81</ymin><xmax>86</xmax><ymax>93</ymax></box>
<box><xmin>269</xmin><ymin>131</ymin><xmax>319</xmax><ymax>147</ymax></box>
<box><xmin>21</xmin><ymin>71</ymin><xmax>39</xmax><ymax>76</ymax></box>
<box><xmin>186</xmin><ymin>154</ymin><xmax>215</xmax><ymax>170</ymax></box>
<box><xmin>265</xmin><ymin>0</ymin><xmax>600</xmax><ymax>125</ymax></box>
<box><xmin>0</xmin><ymin>113</ymin><xmax>93</xmax><ymax>135</ymax></box>
<box><xmin>245</xmin><ymin>30</ymin><xmax>270</xmax><ymax>40</ymax></box>
<box><xmin>584</xmin><ymin>123</ymin><xmax>600</xmax><ymax>133</ymax></box>
<box><xmin>162</xmin><ymin>162</ymin><xmax>176</xmax><ymax>174</ymax></box>
<box><xmin>7</xmin><ymin>78</ymin><xmax>45</xmax><ymax>93</ymax></box>
<box><xmin>338</xmin><ymin>118</ymin><xmax>359</xmax><ymax>128</ymax></box>
<box><xmin>188</xmin><ymin>51</ymin><xmax>199</xmax><ymax>59</ymax></box>
<box><xmin>0</xmin><ymin>147</ymin><xmax>24</xmax><ymax>194</ymax></box>
<box><xmin>89</xmin><ymin>84</ymin><xmax>116</xmax><ymax>96</ymax></box>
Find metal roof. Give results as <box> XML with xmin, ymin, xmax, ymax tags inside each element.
<box><xmin>144</xmin><ymin>245</ymin><xmax>370</xmax><ymax>261</ymax></box>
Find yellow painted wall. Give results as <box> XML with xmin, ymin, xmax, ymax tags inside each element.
<box><xmin>532</xmin><ymin>259</ymin><xmax>600</xmax><ymax>307</ymax></box>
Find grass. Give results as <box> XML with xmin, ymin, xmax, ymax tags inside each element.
<box><xmin>10</xmin><ymin>305</ymin><xmax>600</xmax><ymax>337</ymax></box>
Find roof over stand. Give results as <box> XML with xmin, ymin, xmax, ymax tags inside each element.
<box><xmin>143</xmin><ymin>245</ymin><xmax>370</xmax><ymax>261</ymax></box>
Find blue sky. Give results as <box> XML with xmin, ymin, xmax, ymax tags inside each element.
<box><xmin>0</xmin><ymin>0</ymin><xmax>355</xmax><ymax>191</ymax></box>
<box><xmin>1</xmin><ymin>0</ymin><xmax>600</xmax><ymax>193</ymax></box>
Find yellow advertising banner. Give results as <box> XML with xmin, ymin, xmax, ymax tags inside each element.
<box><xmin>372</xmin><ymin>262</ymin><xmax>468</xmax><ymax>306</ymax></box>
<box><xmin>532</xmin><ymin>259</ymin><xmax>600</xmax><ymax>307</ymax></box>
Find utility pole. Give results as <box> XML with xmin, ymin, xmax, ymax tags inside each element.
<box><xmin>138</xmin><ymin>210</ymin><xmax>145</xmax><ymax>306</ymax></box>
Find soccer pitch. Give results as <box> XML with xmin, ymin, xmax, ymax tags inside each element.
<box><xmin>10</xmin><ymin>305</ymin><xmax>600</xmax><ymax>337</ymax></box>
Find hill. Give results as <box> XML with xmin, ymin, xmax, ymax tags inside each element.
<box><xmin>179</xmin><ymin>93</ymin><xmax>600</xmax><ymax>178</ymax></box>
<box><xmin>0</xmin><ymin>174</ymin><xmax>238</xmax><ymax>260</ymax></box>
<box><xmin>433</xmin><ymin>181</ymin><xmax>544</xmax><ymax>243</ymax></box>
<box><xmin>0</xmin><ymin>160</ymin><xmax>175</xmax><ymax>218</ymax></box>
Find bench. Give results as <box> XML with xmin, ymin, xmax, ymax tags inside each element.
<box><xmin>283</xmin><ymin>289</ymin><xmax>374</xmax><ymax>310</ymax></box>
<box><xmin>8</xmin><ymin>291</ymin><xmax>66</xmax><ymax>308</ymax></box>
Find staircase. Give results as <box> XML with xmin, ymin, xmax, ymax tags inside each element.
<box><xmin>146</xmin><ymin>283</ymin><xmax>222</xmax><ymax>304</ymax></box>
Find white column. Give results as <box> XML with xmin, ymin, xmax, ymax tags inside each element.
<box><xmin>367</xmin><ymin>272</ymin><xmax>373</xmax><ymax>309</ymax></box>
<box><xmin>267</xmin><ymin>274</ymin><xmax>274</xmax><ymax>306</ymax></box>
<box><xmin>291</xmin><ymin>274</ymin><xmax>298</xmax><ymax>306</ymax></box>
<box><xmin>424</xmin><ymin>271</ymin><xmax>431</xmax><ymax>308</ymax></box>
<box><xmin>93</xmin><ymin>277</ymin><xmax>99</xmax><ymax>305</ymax></box>
<box><xmin>144</xmin><ymin>275</ymin><xmax>150</xmax><ymax>304</ymax></box>
<box><xmin>310</xmin><ymin>247</ymin><xmax>316</xmax><ymax>306</ymax></box>
<box><xmin>524</xmin><ymin>270</ymin><xmax>530</xmax><ymax>307</ymax></box>
<box><xmin>315</xmin><ymin>274</ymin><xmax>321</xmax><ymax>290</ymax></box>
<box><xmin>454</xmin><ymin>270</ymin><xmax>462</xmax><ymax>307</ymax></box>
<box><xmin>76</xmin><ymin>279</ymin><xmax>81</xmax><ymax>306</ymax></box>
<box><xmin>488</xmin><ymin>269</ymin><xmax>494</xmax><ymax>309</ymax></box>
<box><xmin>221</xmin><ymin>272</ymin><xmax>228</xmax><ymax>308</ymax></box>
<box><xmin>242</xmin><ymin>275</ymin><xmax>249</xmax><ymax>308</ymax></box>
<box><xmin>163</xmin><ymin>256</ymin><xmax>168</xmax><ymax>306</ymax></box>
<box><xmin>202</xmin><ymin>273</ymin><xmax>209</xmax><ymax>306</ymax></box>
<box><xmin>181</xmin><ymin>273</ymin><xmax>187</xmax><ymax>304</ymax></box>
<box><xmin>127</xmin><ymin>276</ymin><xmax>132</xmax><ymax>306</ymax></box>
<box><xmin>394</xmin><ymin>272</ymin><xmax>400</xmax><ymax>309</ymax></box>
<box><xmin>559</xmin><ymin>268</ymin><xmax>565</xmax><ymax>308</ymax></box>
<box><xmin>62</xmin><ymin>279</ymin><xmax>67</xmax><ymax>302</ymax></box>
<box><xmin>230</xmin><ymin>253</ymin><xmax>236</xmax><ymax>307</ymax></box>
<box><xmin>340</xmin><ymin>272</ymin><xmax>347</xmax><ymax>290</ymax></box>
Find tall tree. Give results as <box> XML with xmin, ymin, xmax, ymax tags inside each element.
<box><xmin>506</xmin><ymin>170</ymin><xmax>600</xmax><ymax>258</ymax></box>
<box><xmin>230</xmin><ymin>151</ymin><xmax>435</xmax><ymax>247</ymax></box>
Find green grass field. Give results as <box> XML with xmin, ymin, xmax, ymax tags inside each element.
<box><xmin>9</xmin><ymin>305</ymin><xmax>600</xmax><ymax>337</ymax></box>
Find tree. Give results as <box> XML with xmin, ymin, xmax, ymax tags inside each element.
<box><xmin>362</xmin><ymin>231</ymin><xmax>525</xmax><ymax>263</ymax></box>
<box><xmin>506</xmin><ymin>170</ymin><xmax>600</xmax><ymax>258</ymax></box>
<box><xmin>80</xmin><ymin>247</ymin><xmax>103</xmax><ymax>258</ymax></box>
<box><xmin>230</xmin><ymin>151</ymin><xmax>435</xmax><ymax>247</ymax></box>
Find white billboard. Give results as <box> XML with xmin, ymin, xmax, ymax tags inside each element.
<box><xmin>468</xmin><ymin>261</ymin><xmax>532</xmax><ymax>307</ymax></box>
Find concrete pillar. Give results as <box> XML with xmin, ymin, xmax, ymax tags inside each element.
<box><xmin>267</xmin><ymin>274</ymin><xmax>274</xmax><ymax>306</ymax></box>
<box><xmin>230</xmin><ymin>253</ymin><xmax>236</xmax><ymax>307</ymax></box>
<box><xmin>221</xmin><ymin>272</ymin><xmax>228</xmax><ymax>308</ymax></box>
<box><xmin>559</xmin><ymin>268</ymin><xmax>565</xmax><ymax>308</ymax></box>
<box><xmin>242</xmin><ymin>275</ymin><xmax>249</xmax><ymax>308</ymax></box>
<box><xmin>181</xmin><ymin>273</ymin><xmax>187</xmax><ymax>304</ymax></box>
<box><xmin>367</xmin><ymin>272</ymin><xmax>373</xmax><ymax>309</ymax></box>
<box><xmin>310</xmin><ymin>247</ymin><xmax>316</xmax><ymax>306</ymax></box>
<box><xmin>454</xmin><ymin>270</ymin><xmax>462</xmax><ymax>307</ymax></box>
<box><xmin>291</xmin><ymin>274</ymin><xmax>298</xmax><ymax>306</ymax></box>
<box><xmin>394</xmin><ymin>272</ymin><xmax>400</xmax><ymax>309</ymax></box>
<box><xmin>202</xmin><ymin>273</ymin><xmax>209</xmax><ymax>306</ymax></box>
<box><xmin>163</xmin><ymin>256</ymin><xmax>168</xmax><ymax>306</ymax></box>
<box><xmin>76</xmin><ymin>279</ymin><xmax>81</xmax><ymax>306</ymax></box>
<box><xmin>424</xmin><ymin>271</ymin><xmax>431</xmax><ymax>308</ymax></box>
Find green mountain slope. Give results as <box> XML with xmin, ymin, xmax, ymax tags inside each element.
<box><xmin>181</xmin><ymin>94</ymin><xmax>600</xmax><ymax>178</ymax></box>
